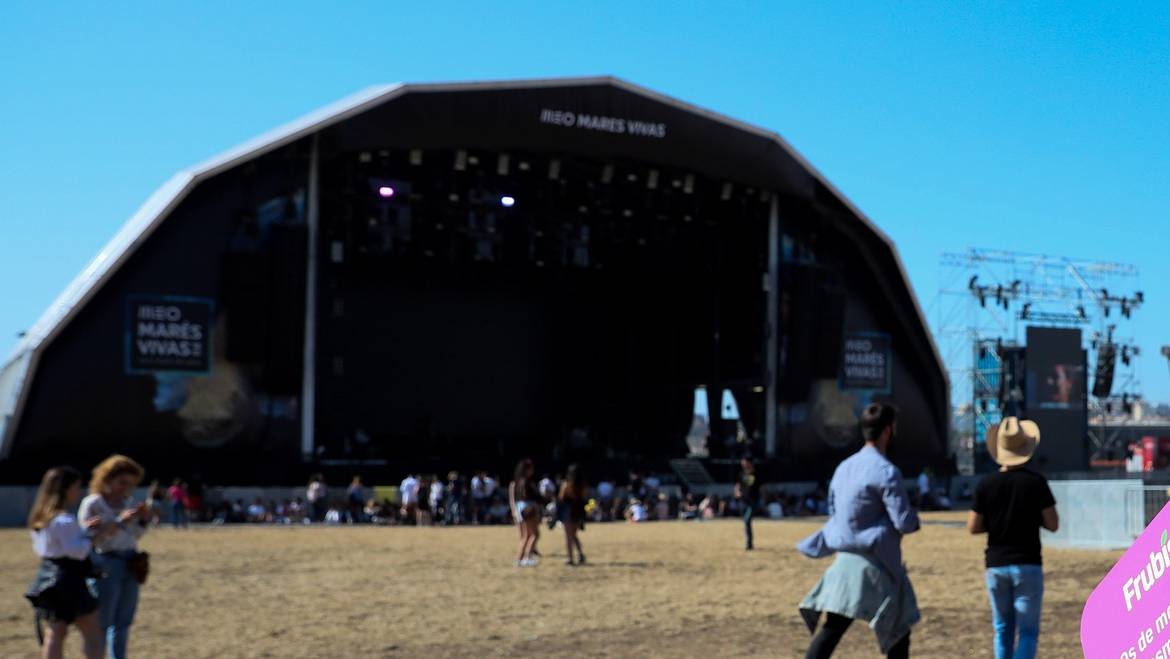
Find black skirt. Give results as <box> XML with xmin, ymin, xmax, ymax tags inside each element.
<box><xmin>25</xmin><ymin>557</ymin><xmax>100</xmax><ymax>624</ymax></box>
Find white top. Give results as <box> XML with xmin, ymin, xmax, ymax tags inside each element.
<box><xmin>917</xmin><ymin>472</ymin><xmax>930</xmax><ymax>495</ymax></box>
<box><xmin>307</xmin><ymin>482</ymin><xmax>326</xmax><ymax>502</ymax></box>
<box><xmin>538</xmin><ymin>478</ymin><xmax>556</xmax><ymax>499</ymax></box>
<box><xmin>30</xmin><ymin>512</ymin><xmax>92</xmax><ymax>560</ymax></box>
<box><xmin>400</xmin><ymin>476</ymin><xmax>420</xmax><ymax>505</ymax></box>
<box><xmin>470</xmin><ymin>476</ymin><xmax>486</xmax><ymax>498</ymax></box>
<box><xmin>628</xmin><ymin>503</ymin><xmax>648</xmax><ymax>522</ymax></box>
<box><xmin>79</xmin><ymin>493</ymin><xmax>147</xmax><ymax>553</ymax></box>
<box><xmin>429</xmin><ymin>481</ymin><xmax>445</xmax><ymax>505</ymax></box>
<box><xmin>483</xmin><ymin>477</ymin><xmax>498</xmax><ymax>497</ymax></box>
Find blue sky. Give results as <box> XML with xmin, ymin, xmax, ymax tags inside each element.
<box><xmin>2</xmin><ymin>3</ymin><xmax>1168</xmax><ymax>400</ymax></box>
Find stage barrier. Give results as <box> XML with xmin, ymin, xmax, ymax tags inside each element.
<box><xmin>1043</xmin><ymin>479</ymin><xmax>1170</xmax><ymax>550</ymax></box>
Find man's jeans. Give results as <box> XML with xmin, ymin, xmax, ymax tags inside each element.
<box><xmin>93</xmin><ymin>551</ymin><xmax>140</xmax><ymax>659</ymax></box>
<box><xmin>985</xmin><ymin>564</ymin><xmax>1043</xmax><ymax>659</ymax></box>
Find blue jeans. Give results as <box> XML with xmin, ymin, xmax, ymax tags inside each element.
<box><xmin>985</xmin><ymin>565</ymin><xmax>1043</xmax><ymax>659</ymax></box>
<box><xmin>93</xmin><ymin>552</ymin><xmax>140</xmax><ymax>659</ymax></box>
<box><xmin>170</xmin><ymin>501</ymin><xmax>187</xmax><ymax>528</ymax></box>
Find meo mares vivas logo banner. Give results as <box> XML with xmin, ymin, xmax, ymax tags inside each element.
<box><xmin>1083</xmin><ymin>500</ymin><xmax>1170</xmax><ymax>658</ymax></box>
<box><xmin>125</xmin><ymin>295</ymin><xmax>213</xmax><ymax>374</ymax></box>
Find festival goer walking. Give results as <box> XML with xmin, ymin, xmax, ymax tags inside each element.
<box><xmin>165</xmin><ymin>479</ymin><xmax>187</xmax><ymax>529</ymax></box>
<box><xmin>25</xmin><ymin>466</ymin><xmax>106</xmax><ymax>659</ymax></box>
<box><xmin>445</xmin><ymin>471</ymin><xmax>465</xmax><ymax>525</ymax></box>
<box><xmin>346</xmin><ymin>476</ymin><xmax>366</xmax><ymax>524</ymax></box>
<box><xmin>557</xmin><ymin>464</ymin><xmax>588</xmax><ymax>566</ymax></box>
<box><xmin>399</xmin><ymin>473</ymin><xmax>420</xmax><ymax>524</ymax></box>
<box><xmin>738</xmin><ymin>457</ymin><xmax>761</xmax><ymax>550</ymax></box>
<box><xmin>470</xmin><ymin>472</ymin><xmax>487</xmax><ymax>524</ymax></box>
<box><xmin>508</xmin><ymin>458</ymin><xmax>541</xmax><ymax>567</ymax></box>
<box><xmin>80</xmin><ymin>455</ymin><xmax>149</xmax><ymax>659</ymax></box>
<box><xmin>143</xmin><ymin>481</ymin><xmax>162</xmax><ymax>526</ymax></box>
<box><xmin>307</xmin><ymin>474</ymin><xmax>327</xmax><ymax>523</ymax></box>
<box><xmin>968</xmin><ymin>417</ymin><xmax>1059</xmax><ymax>659</ymax></box>
<box><xmin>796</xmin><ymin>403</ymin><xmax>920</xmax><ymax>658</ymax></box>
<box><xmin>428</xmin><ymin>478</ymin><xmax>445</xmax><ymax>526</ymax></box>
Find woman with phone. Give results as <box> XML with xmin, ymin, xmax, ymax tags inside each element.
<box><xmin>79</xmin><ymin>455</ymin><xmax>148</xmax><ymax>659</ymax></box>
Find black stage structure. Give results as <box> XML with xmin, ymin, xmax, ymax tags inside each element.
<box><xmin>0</xmin><ymin>78</ymin><xmax>948</xmax><ymax>484</ymax></box>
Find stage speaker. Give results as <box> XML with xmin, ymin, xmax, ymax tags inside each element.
<box><xmin>1092</xmin><ymin>344</ymin><xmax>1116</xmax><ymax>399</ymax></box>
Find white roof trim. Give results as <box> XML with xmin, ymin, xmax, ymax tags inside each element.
<box><xmin>1</xmin><ymin>76</ymin><xmax>945</xmax><ymax>451</ymax></box>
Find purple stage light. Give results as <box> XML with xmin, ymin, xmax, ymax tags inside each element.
<box><xmin>500</xmin><ymin>195</ymin><xmax>515</xmax><ymax>207</ymax></box>
<box><xmin>378</xmin><ymin>186</ymin><xmax>395</xmax><ymax>198</ymax></box>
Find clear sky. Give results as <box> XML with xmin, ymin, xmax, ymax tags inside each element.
<box><xmin>2</xmin><ymin>3</ymin><xmax>1168</xmax><ymax>400</ymax></box>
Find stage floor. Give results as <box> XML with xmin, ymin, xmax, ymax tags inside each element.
<box><xmin>0</xmin><ymin>513</ymin><xmax>1114</xmax><ymax>657</ymax></box>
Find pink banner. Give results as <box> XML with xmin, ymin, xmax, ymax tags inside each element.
<box><xmin>1082</xmin><ymin>499</ymin><xmax>1170</xmax><ymax>658</ymax></box>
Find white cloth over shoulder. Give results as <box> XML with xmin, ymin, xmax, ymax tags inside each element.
<box><xmin>31</xmin><ymin>513</ymin><xmax>92</xmax><ymax>560</ymax></box>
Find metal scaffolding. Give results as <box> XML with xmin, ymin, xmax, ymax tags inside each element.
<box><xmin>934</xmin><ymin>248</ymin><xmax>1142</xmax><ymax>473</ymax></box>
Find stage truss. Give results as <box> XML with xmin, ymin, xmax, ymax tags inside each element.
<box><xmin>934</xmin><ymin>248</ymin><xmax>1142</xmax><ymax>473</ymax></box>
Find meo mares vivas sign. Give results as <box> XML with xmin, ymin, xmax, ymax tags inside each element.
<box><xmin>125</xmin><ymin>296</ymin><xmax>213</xmax><ymax>374</ymax></box>
<box><xmin>841</xmin><ymin>332</ymin><xmax>891</xmax><ymax>391</ymax></box>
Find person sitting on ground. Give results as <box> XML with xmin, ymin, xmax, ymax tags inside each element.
<box><xmin>246</xmin><ymin>498</ymin><xmax>267</xmax><ymax>523</ymax></box>
<box><xmin>698</xmin><ymin>493</ymin><xmax>719</xmax><ymax>520</ymax></box>
<box><xmin>767</xmin><ymin>496</ymin><xmax>785</xmax><ymax>520</ymax></box>
<box><xmin>654</xmin><ymin>493</ymin><xmax>670</xmax><ymax>521</ymax></box>
<box><xmin>487</xmin><ymin>495</ymin><xmax>510</xmax><ymax>525</ymax></box>
<box><xmin>625</xmin><ymin>498</ymin><xmax>648</xmax><ymax>523</ymax></box>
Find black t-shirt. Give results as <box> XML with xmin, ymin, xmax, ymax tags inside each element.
<box><xmin>972</xmin><ymin>468</ymin><xmax>1056</xmax><ymax>567</ymax></box>
<box><xmin>739</xmin><ymin>471</ymin><xmax>761</xmax><ymax>504</ymax></box>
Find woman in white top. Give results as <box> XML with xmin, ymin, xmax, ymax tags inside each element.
<box><xmin>26</xmin><ymin>466</ymin><xmax>107</xmax><ymax>659</ymax></box>
<box><xmin>79</xmin><ymin>455</ymin><xmax>148</xmax><ymax>659</ymax></box>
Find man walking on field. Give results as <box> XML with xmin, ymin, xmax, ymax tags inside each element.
<box><xmin>796</xmin><ymin>402</ymin><xmax>920</xmax><ymax>658</ymax></box>
<box><xmin>968</xmin><ymin>416</ymin><xmax>1058</xmax><ymax>659</ymax></box>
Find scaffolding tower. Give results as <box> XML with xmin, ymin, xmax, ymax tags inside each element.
<box><xmin>935</xmin><ymin>248</ymin><xmax>1142</xmax><ymax>474</ymax></box>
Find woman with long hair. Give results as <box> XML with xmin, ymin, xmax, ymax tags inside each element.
<box><xmin>79</xmin><ymin>454</ymin><xmax>148</xmax><ymax>659</ymax></box>
<box><xmin>508</xmin><ymin>458</ymin><xmax>540</xmax><ymax>567</ymax></box>
<box><xmin>25</xmin><ymin>466</ymin><xmax>107</xmax><ymax>659</ymax></box>
<box><xmin>557</xmin><ymin>464</ymin><xmax>588</xmax><ymax>566</ymax></box>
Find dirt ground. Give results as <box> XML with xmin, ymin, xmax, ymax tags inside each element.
<box><xmin>0</xmin><ymin>512</ymin><xmax>1113</xmax><ymax>658</ymax></box>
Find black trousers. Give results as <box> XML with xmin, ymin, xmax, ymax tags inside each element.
<box><xmin>806</xmin><ymin>612</ymin><xmax>910</xmax><ymax>659</ymax></box>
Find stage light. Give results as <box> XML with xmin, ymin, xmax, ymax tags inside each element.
<box><xmin>359</xmin><ymin>151</ymin><xmax>372</xmax><ymax>163</ymax></box>
<box><xmin>623</xmin><ymin>209</ymin><xmax>633</xmax><ymax>218</ymax></box>
<box><xmin>683</xmin><ymin>174</ymin><xmax>694</xmax><ymax>194</ymax></box>
<box><xmin>468</xmin><ymin>155</ymin><xmax>479</xmax><ymax>165</ymax></box>
<box><xmin>601</xmin><ymin>164</ymin><xmax>614</xmax><ymax>184</ymax></box>
<box><xmin>377</xmin><ymin>186</ymin><xmax>395</xmax><ymax>198</ymax></box>
<box><xmin>518</xmin><ymin>161</ymin><xmax>530</xmax><ymax>171</ymax></box>
<box><xmin>497</xmin><ymin>153</ymin><xmax>510</xmax><ymax>176</ymax></box>
<box><xmin>627</xmin><ymin>173</ymin><xmax>638</xmax><ymax>182</ymax></box>
<box><xmin>647</xmin><ymin>169</ymin><xmax>659</xmax><ymax>189</ymax></box>
<box><xmin>548</xmin><ymin>159</ymin><xmax>561</xmax><ymax>180</ymax></box>
<box><xmin>721</xmin><ymin>183</ymin><xmax>732</xmax><ymax>201</ymax></box>
<box><xmin>454</xmin><ymin>150</ymin><xmax>467</xmax><ymax>171</ymax></box>
<box><xmin>409</xmin><ymin>149</ymin><xmax>422</xmax><ymax>165</ymax></box>
<box><xmin>448</xmin><ymin>193</ymin><xmax>459</xmax><ymax>202</ymax></box>
<box><xmin>500</xmin><ymin>196</ymin><xmax>516</xmax><ymax>208</ymax></box>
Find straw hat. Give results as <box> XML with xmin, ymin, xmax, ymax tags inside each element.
<box><xmin>985</xmin><ymin>417</ymin><xmax>1041</xmax><ymax>467</ymax></box>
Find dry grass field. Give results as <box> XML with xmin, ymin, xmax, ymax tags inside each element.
<box><xmin>0</xmin><ymin>513</ymin><xmax>1114</xmax><ymax>658</ymax></box>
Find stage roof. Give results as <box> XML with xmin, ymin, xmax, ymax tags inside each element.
<box><xmin>0</xmin><ymin>77</ymin><xmax>946</xmax><ymax>457</ymax></box>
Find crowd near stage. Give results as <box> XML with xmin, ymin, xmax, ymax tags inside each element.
<box><xmin>0</xmin><ymin>77</ymin><xmax>948</xmax><ymax>485</ymax></box>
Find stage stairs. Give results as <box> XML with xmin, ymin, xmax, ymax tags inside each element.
<box><xmin>669</xmin><ymin>458</ymin><xmax>714</xmax><ymax>491</ymax></box>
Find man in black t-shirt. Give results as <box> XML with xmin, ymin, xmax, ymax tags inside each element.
<box><xmin>738</xmin><ymin>457</ymin><xmax>761</xmax><ymax>550</ymax></box>
<box><xmin>968</xmin><ymin>417</ymin><xmax>1059</xmax><ymax>659</ymax></box>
